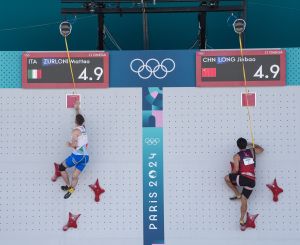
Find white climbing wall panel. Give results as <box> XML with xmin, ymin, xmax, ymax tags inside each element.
<box><xmin>0</xmin><ymin>89</ymin><xmax>143</xmax><ymax>245</ymax></box>
<box><xmin>0</xmin><ymin>86</ymin><xmax>300</xmax><ymax>245</ymax></box>
<box><xmin>164</xmin><ymin>86</ymin><xmax>300</xmax><ymax>245</ymax></box>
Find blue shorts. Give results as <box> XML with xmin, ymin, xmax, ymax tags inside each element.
<box><xmin>65</xmin><ymin>154</ymin><xmax>89</xmax><ymax>172</ymax></box>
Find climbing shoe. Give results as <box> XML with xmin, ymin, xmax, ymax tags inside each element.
<box><xmin>64</xmin><ymin>187</ymin><xmax>75</xmax><ymax>199</ymax></box>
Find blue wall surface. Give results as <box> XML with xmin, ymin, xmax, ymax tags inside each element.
<box><xmin>0</xmin><ymin>0</ymin><xmax>300</xmax><ymax>50</ymax></box>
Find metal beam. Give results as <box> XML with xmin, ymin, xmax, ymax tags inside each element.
<box><xmin>61</xmin><ymin>0</ymin><xmax>246</xmax><ymax>50</ymax></box>
<box><xmin>198</xmin><ymin>12</ymin><xmax>207</xmax><ymax>49</ymax></box>
<box><xmin>62</xmin><ymin>0</ymin><xmax>244</xmax><ymax>3</ymax></box>
<box><xmin>97</xmin><ymin>13</ymin><xmax>104</xmax><ymax>50</ymax></box>
<box><xmin>62</xmin><ymin>6</ymin><xmax>244</xmax><ymax>14</ymax></box>
<box><xmin>241</xmin><ymin>0</ymin><xmax>247</xmax><ymax>47</ymax></box>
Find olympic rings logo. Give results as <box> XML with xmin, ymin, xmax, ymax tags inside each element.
<box><xmin>145</xmin><ymin>138</ymin><xmax>160</xmax><ymax>146</ymax></box>
<box><xmin>130</xmin><ymin>58</ymin><xmax>175</xmax><ymax>80</ymax></box>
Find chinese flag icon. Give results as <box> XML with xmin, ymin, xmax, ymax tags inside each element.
<box><xmin>241</xmin><ymin>93</ymin><xmax>256</xmax><ymax>107</ymax></box>
<box><xmin>201</xmin><ymin>68</ymin><xmax>217</xmax><ymax>77</ymax></box>
<box><xmin>66</xmin><ymin>94</ymin><xmax>80</xmax><ymax>108</ymax></box>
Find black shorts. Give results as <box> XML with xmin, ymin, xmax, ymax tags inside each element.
<box><xmin>229</xmin><ymin>173</ymin><xmax>256</xmax><ymax>199</ymax></box>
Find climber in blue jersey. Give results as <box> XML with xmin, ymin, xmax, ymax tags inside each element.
<box><xmin>58</xmin><ymin>101</ymin><xmax>89</xmax><ymax>199</ymax></box>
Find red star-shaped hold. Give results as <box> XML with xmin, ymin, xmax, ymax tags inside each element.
<box><xmin>266</xmin><ymin>178</ymin><xmax>283</xmax><ymax>202</ymax></box>
<box><xmin>89</xmin><ymin>178</ymin><xmax>105</xmax><ymax>202</ymax></box>
<box><xmin>63</xmin><ymin>212</ymin><xmax>81</xmax><ymax>231</ymax></box>
<box><xmin>51</xmin><ymin>162</ymin><xmax>61</xmax><ymax>182</ymax></box>
<box><xmin>240</xmin><ymin>212</ymin><xmax>259</xmax><ymax>231</ymax></box>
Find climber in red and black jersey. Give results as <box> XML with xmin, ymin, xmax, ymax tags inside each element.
<box><xmin>224</xmin><ymin>137</ymin><xmax>264</xmax><ymax>226</ymax></box>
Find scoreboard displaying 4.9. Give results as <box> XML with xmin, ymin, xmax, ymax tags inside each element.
<box><xmin>196</xmin><ymin>49</ymin><xmax>286</xmax><ymax>87</ymax></box>
<box><xmin>22</xmin><ymin>51</ymin><xmax>109</xmax><ymax>88</ymax></box>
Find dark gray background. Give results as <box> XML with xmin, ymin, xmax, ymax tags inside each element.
<box><xmin>27</xmin><ymin>57</ymin><xmax>104</xmax><ymax>83</ymax></box>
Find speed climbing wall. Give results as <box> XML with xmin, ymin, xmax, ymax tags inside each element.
<box><xmin>0</xmin><ymin>49</ymin><xmax>300</xmax><ymax>245</ymax></box>
<box><xmin>0</xmin><ymin>88</ymin><xmax>143</xmax><ymax>245</ymax></box>
<box><xmin>164</xmin><ymin>86</ymin><xmax>300</xmax><ymax>245</ymax></box>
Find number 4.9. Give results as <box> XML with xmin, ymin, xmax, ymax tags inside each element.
<box><xmin>78</xmin><ymin>67</ymin><xmax>103</xmax><ymax>81</ymax></box>
<box><xmin>254</xmin><ymin>65</ymin><xmax>280</xmax><ymax>79</ymax></box>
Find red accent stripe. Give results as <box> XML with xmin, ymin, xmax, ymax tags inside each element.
<box><xmin>37</xmin><ymin>69</ymin><xmax>42</xmax><ymax>79</ymax></box>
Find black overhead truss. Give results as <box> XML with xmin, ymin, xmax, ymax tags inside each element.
<box><xmin>61</xmin><ymin>0</ymin><xmax>247</xmax><ymax>50</ymax></box>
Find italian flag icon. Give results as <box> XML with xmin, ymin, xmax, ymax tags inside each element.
<box><xmin>28</xmin><ymin>69</ymin><xmax>42</xmax><ymax>79</ymax></box>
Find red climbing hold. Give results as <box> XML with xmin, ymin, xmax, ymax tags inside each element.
<box><xmin>63</xmin><ymin>212</ymin><xmax>81</xmax><ymax>231</ymax></box>
<box><xmin>240</xmin><ymin>212</ymin><xmax>259</xmax><ymax>231</ymax></box>
<box><xmin>51</xmin><ymin>162</ymin><xmax>61</xmax><ymax>182</ymax></box>
<box><xmin>89</xmin><ymin>178</ymin><xmax>105</xmax><ymax>202</ymax></box>
<box><xmin>266</xmin><ymin>178</ymin><xmax>283</xmax><ymax>202</ymax></box>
